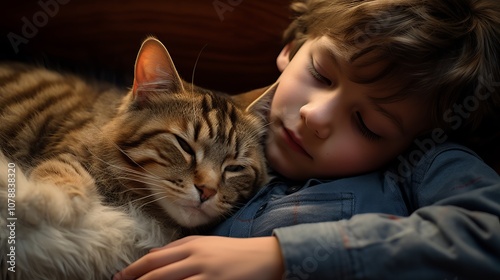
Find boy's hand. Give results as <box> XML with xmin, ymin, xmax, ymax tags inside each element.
<box><xmin>114</xmin><ymin>235</ymin><xmax>285</xmax><ymax>280</ymax></box>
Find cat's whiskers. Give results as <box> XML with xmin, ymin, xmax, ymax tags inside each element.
<box><xmin>123</xmin><ymin>168</ymin><xmax>175</xmax><ymax>185</ymax></box>
<box><xmin>80</xmin><ymin>146</ymin><xmax>136</xmax><ymax>192</ymax></box>
<box><xmin>229</xmin><ymin>200</ymin><xmax>248</xmax><ymax>208</ymax></box>
<box><xmin>113</xmin><ymin>176</ymin><xmax>162</xmax><ymax>191</ymax></box>
<box><xmin>129</xmin><ymin>192</ymin><xmax>164</xmax><ymax>205</ymax></box>
<box><xmin>219</xmin><ymin>201</ymin><xmax>246</xmax><ymax>217</ymax></box>
<box><xmin>117</xmin><ymin>168</ymin><xmax>163</xmax><ymax>182</ymax></box>
<box><xmin>86</xmin><ymin>149</ymin><xmax>171</xmax><ymax>197</ymax></box>
<box><xmin>191</xmin><ymin>44</ymin><xmax>208</xmax><ymax>93</ymax></box>
<box><xmin>264</xmin><ymin>120</ymin><xmax>274</xmax><ymax>128</ymax></box>
<box><xmin>190</xmin><ymin>44</ymin><xmax>208</xmax><ymax>117</ymax></box>
<box><xmin>114</xmin><ymin>174</ymin><xmax>168</xmax><ymax>193</ymax></box>
<box><xmin>123</xmin><ymin>168</ymin><xmax>164</xmax><ymax>184</ymax></box>
<box><xmin>108</xmin><ymin>144</ymin><xmax>162</xmax><ymax>179</ymax></box>
<box><xmin>137</xmin><ymin>194</ymin><xmax>169</xmax><ymax>210</ymax></box>
<box><xmin>257</xmin><ymin>120</ymin><xmax>274</xmax><ymax>133</ymax></box>
<box><xmin>245</xmin><ymin>120</ymin><xmax>274</xmax><ymax>141</ymax></box>
<box><xmin>114</xmin><ymin>187</ymin><xmax>154</xmax><ymax>196</ymax></box>
<box><xmin>111</xmin><ymin>185</ymin><xmax>170</xmax><ymax>205</ymax></box>
<box><xmin>86</xmin><ymin>147</ymin><xmax>166</xmax><ymax>186</ymax></box>
<box><xmin>85</xmin><ymin>126</ymin><xmax>162</xmax><ymax>180</ymax></box>
<box><xmin>219</xmin><ymin>210</ymin><xmax>236</xmax><ymax>220</ymax></box>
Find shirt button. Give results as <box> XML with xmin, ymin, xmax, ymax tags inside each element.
<box><xmin>255</xmin><ymin>203</ymin><xmax>267</xmax><ymax>218</ymax></box>
<box><xmin>285</xmin><ymin>185</ymin><xmax>301</xmax><ymax>194</ymax></box>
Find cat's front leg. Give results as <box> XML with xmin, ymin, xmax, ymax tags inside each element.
<box><xmin>19</xmin><ymin>153</ymin><xmax>97</xmax><ymax>226</ymax></box>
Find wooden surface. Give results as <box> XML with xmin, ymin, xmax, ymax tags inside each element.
<box><xmin>1</xmin><ymin>0</ymin><xmax>291</xmax><ymax>94</ymax></box>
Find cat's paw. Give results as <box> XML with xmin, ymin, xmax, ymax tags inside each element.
<box><xmin>19</xmin><ymin>155</ymin><xmax>97</xmax><ymax>226</ymax></box>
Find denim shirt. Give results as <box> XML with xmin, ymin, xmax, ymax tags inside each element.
<box><xmin>212</xmin><ymin>172</ymin><xmax>408</xmax><ymax>237</ymax></box>
<box><xmin>212</xmin><ymin>142</ymin><xmax>500</xmax><ymax>279</ymax></box>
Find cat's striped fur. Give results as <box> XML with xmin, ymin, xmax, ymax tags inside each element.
<box><xmin>0</xmin><ymin>37</ymin><xmax>270</xmax><ymax>280</ymax></box>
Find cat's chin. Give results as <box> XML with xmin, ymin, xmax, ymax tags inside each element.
<box><xmin>159</xmin><ymin>198</ymin><xmax>220</xmax><ymax>228</ymax></box>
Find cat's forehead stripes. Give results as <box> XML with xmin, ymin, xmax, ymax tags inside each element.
<box><xmin>196</xmin><ymin>93</ymin><xmax>239</xmax><ymax>138</ymax></box>
<box><xmin>118</xmin><ymin>128</ymin><xmax>170</xmax><ymax>149</ymax></box>
<box><xmin>199</xmin><ymin>95</ymin><xmax>215</xmax><ymax>139</ymax></box>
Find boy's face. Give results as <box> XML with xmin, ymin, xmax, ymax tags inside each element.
<box><xmin>266</xmin><ymin>36</ymin><xmax>431</xmax><ymax>180</ymax></box>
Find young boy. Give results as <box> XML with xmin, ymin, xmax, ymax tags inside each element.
<box><xmin>115</xmin><ymin>0</ymin><xmax>500</xmax><ymax>279</ymax></box>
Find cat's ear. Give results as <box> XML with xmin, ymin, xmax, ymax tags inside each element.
<box><xmin>245</xmin><ymin>82</ymin><xmax>278</xmax><ymax>122</ymax></box>
<box><xmin>133</xmin><ymin>37</ymin><xmax>184</xmax><ymax>97</ymax></box>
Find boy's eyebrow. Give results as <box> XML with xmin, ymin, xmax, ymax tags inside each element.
<box><xmin>323</xmin><ymin>43</ymin><xmax>381</xmax><ymax>84</ymax></box>
<box><xmin>324</xmin><ymin>45</ymin><xmax>342</xmax><ymax>70</ymax></box>
<box><xmin>315</xmin><ymin>38</ymin><xmax>342</xmax><ymax>69</ymax></box>
<box><xmin>371</xmin><ymin>101</ymin><xmax>405</xmax><ymax>136</ymax></box>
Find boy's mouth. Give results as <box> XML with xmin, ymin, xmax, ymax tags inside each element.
<box><xmin>282</xmin><ymin>127</ymin><xmax>313</xmax><ymax>159</ymax></box>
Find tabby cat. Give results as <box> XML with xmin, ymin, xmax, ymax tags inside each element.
<box><xmin>0</xmin><ymin>37</ymin><xmax>271</xmax><ymax>280</ymax></box>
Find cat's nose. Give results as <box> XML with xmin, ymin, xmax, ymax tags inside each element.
<box><xmin>195</xmin><ymin>184</ymin><xmax>217</xmax><ymax>202</ymax></box>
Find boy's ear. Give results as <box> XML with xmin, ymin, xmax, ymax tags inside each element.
<box><xmin>276</xmin><ymin>43</ymin><xmax>293</xmax><ymax>72</ymax></box>
<box><xmin>133</xmin><ymin>37</ymin><xmax>184</xmax><ymax>95</ymax></box>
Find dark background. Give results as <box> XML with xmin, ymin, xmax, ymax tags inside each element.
<box><xmin>1</xmin><ymin>0</ymin><xmax>291</xmax><ymax>93</ymax></box>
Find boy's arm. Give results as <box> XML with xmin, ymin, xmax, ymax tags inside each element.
<box><xmin>274</xmin><ymin>146</ymin><xmax>500</xmax><ymax>279</ymax></box>
<box><xmin>274</xmin><ymin>184</ymin><xmax>500</xmax><ymax>279</ymax></box>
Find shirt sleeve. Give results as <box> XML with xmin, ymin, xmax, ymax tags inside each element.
<box><xmin>273</xmin><ymin>146</ymin><xmax>500</xmax><ymax>279</ymax></box>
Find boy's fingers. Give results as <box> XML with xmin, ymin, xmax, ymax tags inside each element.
<box><xmin>114</xmin><ymin>247</ymin><xmax>190</xmax><ymax>280</ymax></box>
<box><xmin>150</xmin><ymin>236</ymin><xmax>203</xmax><ymax>252</ymax></box>
<box><xmin>138</xmin><ymin>259</ymin><xmax>199</xmax><ymax>280</ymax></box>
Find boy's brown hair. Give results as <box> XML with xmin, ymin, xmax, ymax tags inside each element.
<box><xmin>282</xmin><ymin>0</ymin><xmax>500</xmax><ymax>151</ymax></box>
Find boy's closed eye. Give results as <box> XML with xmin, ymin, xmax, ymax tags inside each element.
<box><xmin>307</xmin><ymin>56</ymin><xmax>332</xmax><ymax>86</ymax></box>
<box><xmin>354</xmin><ymin>112</ymin><xmax>382</xmax><ymax>141</ymax></box>
<box><xmin>307</xmin><ymin>55</ymin><xmax>382</xmax><ymax>141</ymax></box>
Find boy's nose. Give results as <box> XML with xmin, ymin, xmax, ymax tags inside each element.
<box><xmin>299</xmin><ymin>100</ymin><xmax>333</xmax><ymax>139</ymax></box>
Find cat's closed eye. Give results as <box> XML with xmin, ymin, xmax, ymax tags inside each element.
<box><xmin>175</xmin><ymin>135</ymin><xmax>195</xmax><ymax>156</ymax></box>
<box><xmin>225</xmin><ymin>165</ymin><xmax>246</xmax><ymax>172</ymax></box>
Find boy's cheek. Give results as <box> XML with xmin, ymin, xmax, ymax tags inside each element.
<box><xmin>265</xmin><ymin>135</ymin><xmax>308</xmax><ymax>179</ymax></box>
<box><xmin>272</xmin><ymin>87</ymin><xmax>305</xmax><ymax>118</ymax></box>
<box><xmin>265</xmin><ymin>139</ymin><xmax>288</xmax><ymax>175</ymax></box>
